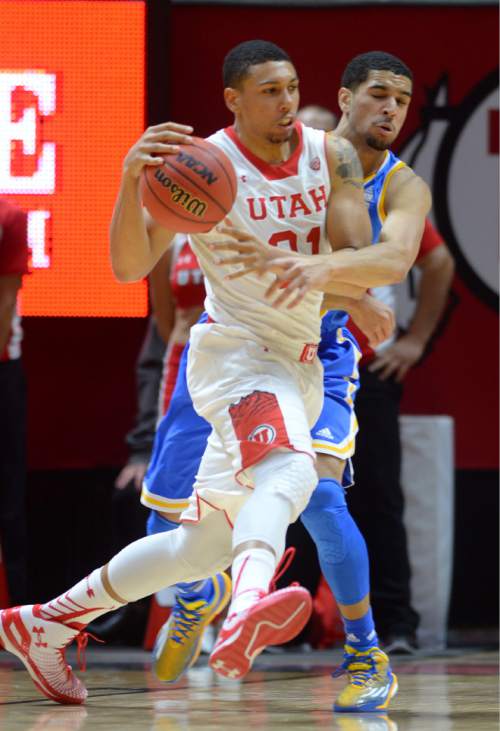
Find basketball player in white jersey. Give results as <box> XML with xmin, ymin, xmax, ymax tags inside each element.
<box><xmin>207</xmin><ymin>50</ymin><xmax>432</xmax><ymax>713</ymax></box>
<box><xmin>0</xmin><ymin>40</ymin><xmax>376</xmax><ymax>706</ymax></box>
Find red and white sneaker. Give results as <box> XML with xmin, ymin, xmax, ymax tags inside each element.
<box><xmin>208</xmin><ymin>585</ymin><xmax>312</xmax><ymax>680</ymax></box>
<box><xmin>0</xmin><ymin>605</ymin><xmax>88</xmax><ymax>704</ymax></box>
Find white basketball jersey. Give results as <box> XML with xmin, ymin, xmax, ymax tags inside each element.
<box><xmin>189</xmin><ymin>122</ymin><xmax>331</xmax><ymax>350</ymax></box>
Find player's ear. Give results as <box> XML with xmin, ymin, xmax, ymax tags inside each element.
<box><xmin>338</xmin><ymin>87</ymin><xmax>352</xmax><ymax>115</ymax></box>
<box><xmin>224</xmin><ymin>87</ymin><xmax>240</xmax><ymax>114</ymax></box>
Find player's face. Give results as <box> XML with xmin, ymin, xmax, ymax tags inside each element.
<box><xmin>231</xmin><ymin>61</ymin><xmax>300</xmax><ymax>144</ymax></box>
<box><xmin>347</xmin><ymin>70</ymin><xmax>412</xmax><ymax>150</ymax></box>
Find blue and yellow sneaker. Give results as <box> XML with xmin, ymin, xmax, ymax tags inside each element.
<box><xmin>153</xmin><ymin>572</ymin><xmax>231</xmax><ymax>683</ymax></box>
<box><xmin>333</xmin><ymin>646</ymin><xmax>398</xmax><ymax>713</ymax></box>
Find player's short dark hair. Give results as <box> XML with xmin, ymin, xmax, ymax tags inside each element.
<box><xmin>223</xmin><ymin>40</ymin><xmax>292</xmax><ymax>89</ymax></box>
<box><xmin>341</xmin><ymin>51</ymin><xmax>412</xmax><ymax>90</ymax></box>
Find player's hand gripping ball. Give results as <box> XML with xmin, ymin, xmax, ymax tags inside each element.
<box><xmin>140</xmin><ymin>137</ymin><xmax>237</xmax><ymax>233</ymax></box>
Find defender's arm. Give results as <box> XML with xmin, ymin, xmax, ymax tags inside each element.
<box><xmin>325</xmin><ymin>168</ymin><xmax>431</xmax><ymax>288</ymax></box>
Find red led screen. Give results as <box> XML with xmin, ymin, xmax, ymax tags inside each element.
<box><xmin>0</xmin><ymin>0</ymin><xmax>147</xmax><ymax>316</ymax></box>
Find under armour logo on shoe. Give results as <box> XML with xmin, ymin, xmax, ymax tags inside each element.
<box><xmin>32</xmin><ymin>626</ymin><xmax>48</xmax><ymax>648</ymax></box>
<box><xmin>211</xmin><ymin>659</ymin><xmax>227</xmax><ymax>671</ymax></box>
<box><xmin>212</xmin><ymin>660</ymin><xmax>240</xmax><ymax>678</ymax></box>
<box><xmin>85</xmin><ymin>577</ymin><xmax>95</xmax><ymax>598</ymax></box>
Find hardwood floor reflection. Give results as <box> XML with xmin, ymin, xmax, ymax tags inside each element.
<box><xmin>0</xmin><ymin>648</ymin><xmax>497</xmax><ymax>731</ymax></box>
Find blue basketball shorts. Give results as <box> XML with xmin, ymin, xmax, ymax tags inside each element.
<box><xmin>141</xmin><ymin>341</ymin><xmax>211</xmax><ymax>513</ymax></box>
<box><xmin>312</xmin><ymin>326</ymin><xmax>360</xmax><ymax>486</ymax></box>
<box><xmin>140</xmin><ymin>324</ymin><xmax>360</xmax><ymax>513</ymax></box>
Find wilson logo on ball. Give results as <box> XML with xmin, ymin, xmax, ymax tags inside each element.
<box><xmin>154</xmin><ymin>169</ymin><xmax>207</xmax><ymax>217</ymax></box>
<box><xmin>141</xmin><ymin>136</ymin><xmax>237</xmax><ymax>233</ymax></box>
<box><xmin>176</xmin><ymin>152</ymin><xmax>218</xmax><ymax>185</ymax></box>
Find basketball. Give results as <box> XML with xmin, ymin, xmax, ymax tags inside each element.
<box><xmin>140</xmin><ymin>137</ymin><xmax>237</xmax><ymax>233</ymax></box>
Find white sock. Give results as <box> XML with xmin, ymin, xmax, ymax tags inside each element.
<box><xmin>229</xmin><ymin>547</ymin><xmax>277</xmax><ymax>616</ymax></box>
<box><xmin>39</xmin><ymin>568</ymin><xmax>121</xmax><ymax>629</ymax></box>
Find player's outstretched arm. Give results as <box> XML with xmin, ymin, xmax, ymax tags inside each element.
<box><xmin>276</xmin><ymin>169</ymin><xmax>431</xmax><ymax>299</ymax></box>
<box><xmin>208</xmin><ymin>225</ymin><xmax>367</xmax><ymax>302</ymax></box>
<box><xmin>110</xmin><ymin>122</ymin><xmax>193</xmax><ymax>282</ymax></box>
<box><xmin>326</xmin><ymin>168</ymin><xmax>432</xmax><ymax>288</ymax></box>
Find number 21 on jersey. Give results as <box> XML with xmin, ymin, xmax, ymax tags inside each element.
<box><xmin>268</xmin><ymin>226</ymin><xmax>321</xmax><ymax>255</ymax></box>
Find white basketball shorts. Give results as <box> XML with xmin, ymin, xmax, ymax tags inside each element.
<box><xmin>182</xmin><ymin>320</ymin><xmax>324</xmax><ymax>525</ymax></box>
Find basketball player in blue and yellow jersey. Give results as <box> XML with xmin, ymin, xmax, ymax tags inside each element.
<box><xmin>211</xmin><ymin>50</ymin><xmax>430</xmax><ymax>713</ymax></box>
<box><xmin>303</xmin><ymin>53</ymin><xmax>430</xmax><ymax>712</ymax></box>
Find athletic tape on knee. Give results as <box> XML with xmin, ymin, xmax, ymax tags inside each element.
<box><xmin>301</xmin><ymin>478</ymin><xmax>370</xmax><ymax>606</ymax></box>
<box><xmin>251</xmin><ymin>450</ymin><xmax>318</xmax><ymax>522</ymax></box>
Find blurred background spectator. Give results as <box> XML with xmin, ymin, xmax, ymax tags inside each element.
<box><xmin>0</xmin><ymin>198</ymin><xmax>29</xmax><ymax>606</ymax></box>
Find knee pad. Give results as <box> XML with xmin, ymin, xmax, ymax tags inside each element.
<box><xmin>301</xmin><ymin>478</ymin><xmax>349</xmax><ymax>561</ymax></box>
<box><xmin>252</xmin><ymin>449</ymin><xmax>318</xmax><ymax>521</ymax></box>
<box><xmin>301</xmin><ymin>478</ymin><xmax>369</xmax><ymax>605</ymax></box>
<box><xmin>146</xmin><ymin>510</ymin><xmax>179</xmax><ymax>536</ymax></box>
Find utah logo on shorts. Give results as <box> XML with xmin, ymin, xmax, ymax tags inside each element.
<box><xmin>229</xmin><ymin>390</ymin><xmax>293</xmax><ymax>469</ymax></box>
<box><xmin>248</xmin><ymin>424</ymin><xmax>277</xmax><ymax>444</ymax></box>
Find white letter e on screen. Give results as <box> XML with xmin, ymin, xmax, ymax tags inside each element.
<box><xmin>0</xmin><ymin>71</ymin><xmax>56</xmax><ymax>194</ymax></box>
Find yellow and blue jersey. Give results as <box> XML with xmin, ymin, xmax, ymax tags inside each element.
<box><xmin>313</xmin><ymin>150</ymin><xmax>406</xmax><ymax>478</ymax></box>
<box><xmin>364</xmin><ymin>149</ymin><xmax>406</xmax><ymax>244</ymax></box>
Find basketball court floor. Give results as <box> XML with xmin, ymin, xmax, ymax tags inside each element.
<box><xmin>0</xmin><ymin>645</ymin><xmax>497</xmax><ymax>731</ymax></box>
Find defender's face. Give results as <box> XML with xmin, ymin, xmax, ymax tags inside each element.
<box><xmin>228</xmin><ymin>60</ymin><xmax>300</xmax><ymax>144</ymax></box>
<box><xmin>347</xmin><ymin>70</ymin><xmax>412</xmax><ymax>150</ymax></box>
